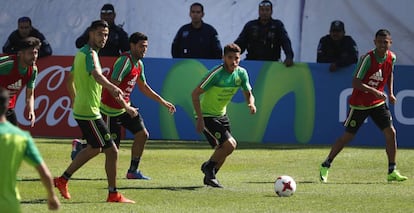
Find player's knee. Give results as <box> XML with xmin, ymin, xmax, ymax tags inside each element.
<box><xmin>135</xmin><ymin>129</ymin><xmax>149</xmax><ymax>141</ymax></box>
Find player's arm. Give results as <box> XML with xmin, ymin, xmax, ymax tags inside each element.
<box><xmin>352</xmin><ymin>55</ymin><xmax>385</xmax><ymax>100</ymax></box>
<box><xmin>387</xmin><ymin>67</ymin><xmax>396</xmax><ymax>104</ymax></box>
<box><xmin>66</xmin><ymin>71</ymin><xmax>75</xmax><ymax>102</ymax></box>
<box><xmin>92</xmin><ymin>69</ymin><xmax>123</xmax><ymax>100</ymax></box>
<box><xmin>109</xmin><ymin>78</ymin><xmax>138</xmax><ymax>117</ymax></box>
<box><xmin>243</xmin><ymin>90</ymin><xmax>256</xmax><ymax>114</ymax></box>
<box><xmin>137</xmin><ymin>79</ymin><xmax>176</xmax><ymax>114</ymax></box>
<box><xmin>25</xmin><ymin>88</ymin><xmax>35</xmax><ymax>127</ymax></box>
<box><xmin>35</xmin><ymin>162</ymin><xmax>60</xmax><ymax>210</ymax></box>
<box><xmin>191</xmin><ymin>86</ymin><xmax>205</xmax><ymax>133</ymax></box>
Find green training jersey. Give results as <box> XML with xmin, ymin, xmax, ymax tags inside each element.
<box><xmin>0</xmin><ymin>121</ymin><xmax>43</xmax><ymax>213</ymax></box>
<box><xmin>199</xmin><ymin>64</ymin><xmax>252</xmax><ymax>117</ymax></box>
<box><xmin>71</xmin><ymin>44</ymin><xmax>103</xmax><ymax>120</ymax></box>
<box><xmin>0</xmin><ymin>55</ymin><xmax>37</xmax><ymax>89</ymax></box>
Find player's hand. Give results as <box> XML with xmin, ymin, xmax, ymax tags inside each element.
<box><xmin>373</xmin><ymin>90</ymin><xmax>386</xmax><ymax>100</ymax></box>
<box><xmin>329</xmin><ymin>63</ymin><xmax>338</xmax><ymax>72</ymax></box>
<box><xmin>126</xmin><ymin>106</ymin><xmax>138</xmax><ymax>118</ymax></box>
<box><xmin>28</xmin><ymin>111</ymin><xmax>35</xmax><ymax>127</ymax></box>
<box><xmin>111</xmin><ymin>87</ymin><xmax>124</xmax><ymax>99</ymax></box>
<box><xmin>164</xmin><ymin>101</ymin><xmax>176</xmax><ymax>114</ymax></box>
<box><xmin>284</xmin><ymin>58</ymin><xmax>294</xmax><ymax>67</ymax></box>
<box><xmin>389</xmin><ymin>94</ymin><xmax>397</xmax><ymax>105</ymax></box>
<box><xmin>195</xmin><ymin>118</ymin><xmax>205</xmax><ymax>133</ymax></box>
<box><xmin>47</xmin><ymin>194</ymin><xmax>60</xmax><ymax>210</ymax></box>
<box><xmin>248</xmin><ymin>104</ymin><xmax>257</xmax><ymax>114</ymax></box>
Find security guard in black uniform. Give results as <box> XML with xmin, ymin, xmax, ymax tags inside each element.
<box><xmin>235</xmin><ymin>0</ymin><xmax>294</xmax><ymax>66</ymax></box>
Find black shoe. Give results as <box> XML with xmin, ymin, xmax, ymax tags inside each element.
<box><xmin>201</xmin><ymin>161</ymin><xmax>218</xmax><ymax>175</ymax></box>
<box><xmin>203</xmin><ymin>176</ymin><xmax>223</xmax><ymax>188</ymax></box>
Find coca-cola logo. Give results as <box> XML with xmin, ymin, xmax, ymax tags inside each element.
<box><xmin>15</xmin><ymin>56</ymin><xmax>116</xmax><ymax>137</ymax></box>
<box><xmin>16</xmin><ymin>65</ymin><xmax>76</xmax><ymax>127</ymax></box>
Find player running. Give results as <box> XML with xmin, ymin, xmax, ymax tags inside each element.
<box><xmin>192</xmin><ymin>43</ymin><xmax>256</xmax><ymax>188</ymax></box>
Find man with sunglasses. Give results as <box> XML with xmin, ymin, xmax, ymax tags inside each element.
<box><xmin>235</xmin><ymin>0</ymin><xmax>294</xmax><ymax>66</ymax></box>
<box><xmin>3</xmin><ymin>16</ymin><xmax>52</xmax><ymax>58</ymax></box>
<box><xmin>75</xmin><ymin>4</ymin><xmax>129</xmax><ymax>56</ymax></box>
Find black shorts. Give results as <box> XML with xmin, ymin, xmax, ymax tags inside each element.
<box><xmin>75</xmin><ymin>118</ymin><xmax>114</xmax><ymax>149</ymax></box>
<box><xmin>202</xmin><ymin>115</ymin><xmax>232</xmax><ymax>148</ymax></box>
<box><xmin>6</xmin><ymin>109</ymin><xmax>17</xmax><ymax>126</ymax></box>
<box><xmin>103</xmin><ymin>111</ymin><xmax>145</xmax><ymax>147</ymax></box>
<box><xmin>344</xmin><ymin>103</ymin><xmax>393</xmax><ymax>134</ymax></box>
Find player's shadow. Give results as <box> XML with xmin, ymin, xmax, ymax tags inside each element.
<box><xmin>18</xmin><ymin>177</ymin><xmax>107</xmax><ymax>182</ymax></box>
<box><xmin>118</xmin><ymin>185</ymin><xmax>204</xmax><ymax>191</ymax></box>
<box><xmin>245</xmin><ymin>180</ymin><xmax>316</xmax><ymax>184</ymax></box>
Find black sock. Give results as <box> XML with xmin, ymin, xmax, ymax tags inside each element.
<box><xmin>62</xmin><ymin>172</ymin><xmax>72</xmax><ymax>180</ymax></box>
<box><xmin>128</xmin><ymin>157</ymin><xmax>141</xmax><ymax>172</ymax></box>
<box><xmin>108</xmin><ymin>187</ymin><xmax>117</xmax><ymax>193</ymax></box>
<box><xmin>388</xmin><ymin>163</ymin><xmax>396</xmax><ymax>174</ymax></box>
<box><xmin>321</xmin><ymin>158</ymin><xmax>333</xmax><ymax>168</ymax></box>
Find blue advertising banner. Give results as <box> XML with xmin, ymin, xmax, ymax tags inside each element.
<box><xmin>127</xmin><ymin>58</ymin><xmax>414</xmax><ymax>147</ymax></box>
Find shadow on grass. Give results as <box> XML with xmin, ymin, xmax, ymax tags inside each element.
<box><xmin>246</xmin><ymin>180</ymin><xmax>317</xmax><ymax>184</ymax></box>
<box><xmin>21</xmin><ymin>199</ymin><xmax>47</xmax><ymax>204</ymax></box>
<box><xmin>36</xmin><ymin>138</ymin><xmax>395</xmax><ymax>150</ymax></box>
<box><xmin>118</xmin><ymin>185</ymin><xmax>204</xmax><ymax>191</ymax></box>
<box><xmin>18</xmin><ymin>177</ymin><xmax>108</xmax><ymax>182</ymax></box>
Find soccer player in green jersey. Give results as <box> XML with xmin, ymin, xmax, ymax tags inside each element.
<box><xmin>53</xmin><ymin>20</ymin><xmax>134</xmax><ymax>203</ymax></box>
<box><xmin>0</xmin><ymin>87</ymin><xmax>60</xmax><ymax>212</ymax></box>
<box><xmin>192</xmin><ymin>43</ymin><xmax>257</xmax><ymax>187</ymax></box>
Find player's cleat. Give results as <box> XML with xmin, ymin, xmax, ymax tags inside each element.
<box><xmin>203</xmin><ymin>176</ymin><xmax>223</xmax><ymax>188</ymax></box>
<box><xmin>201</xmin><ymin>162</ymin><xmax>216</xmax><ymax>179</ymax></box>
<box><xmin>71</xmin><ymin>139</ymin><xmax>83</xmax><ymax>160</ymax></box>
<box><xmin>126</xmin><ymin>170</ymin><xmax>151</xmax><ymax>180</ymax></box>
<box><xmin>54</xmin><ymin>177</ymin><xmax>71</xmax><ymax>199</ymax></box>
<box><xmin>107</xmin><ymin>192</ymin><xmax>136</xmax><ymax>203</ymax></box>
<box><xmin>319</xmin><ymin>165</ymin><xmax>329</xmax><ymax>183</ymax></box>
<box><xmin>387</xmin><ymin>170</ymin><xmax>408</xmax><ymax>182</ymax></box>
<box><xmin>201</xmin><ymin>161</ymin><xmax>218</xmax><ymax>174</ymax></box>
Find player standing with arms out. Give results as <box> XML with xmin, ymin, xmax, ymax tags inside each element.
<box><xmin>192</xmin><ymin>43</ymin><xmax>256</xmax><ymax>188</ymax></box>
<box><xmin>100</xmin><ymin>32</ymin><xmax>176</xmax><ymax>180</ymax></box>
<box><xmin>0</xmin><ymin>37</ymin><xmax>40</xmax><ymax>127</ymax></box>
<box><xmin>0</xmin><ymin>87</ymin><xmax>60</xmax><ymax>212</ymax></box>
<box><xmin>319</xmin><ymin>29</ymin><xmax>408</xmax><ymax>183</ymax></box>
<box><xmin>53</xmin><ymin>20</ymin><xmax>134</xmax><ymax>203</ymax></box>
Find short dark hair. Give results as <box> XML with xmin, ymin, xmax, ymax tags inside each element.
<box><xmin>190</xmin><ymin>2</ymin><xmax>204</xmax><ymax>12</ymax></box>
<box><xmin>375</xmin><ymin>29</ymin><xmax>391</xmax><ymax>38</ymax></box>
<box><xmin>89</xmin><ymin>20</ymin><xmax>109</xmax><ymax>31</ymax></box>
<box><xmin>0</xmin><ymin>87</ymin><xmax>9</xmax><ymax>116</ymax></box>
<box><xmin>224</xmin><ymin>43</ymin><xmax>241</xmax><ymax>55</ymax></box>
<box><xmin>129</xmin><ymin>32</ymin><xmax>148</xmax><ymax>44</ymax></box>
<box><xmin>101</xmin><ymin>3</ymin><xmax>115</xmax><ymax>14</ymax></box>
<box><xmin>18</xmin><ymin>37</ymin><xmax>41</xmax><ymax>51</ymax></box>
<box><xmin>18</xmin><ymin>16</ymin><xmax>32</xmax><ymax>25</ymax></box>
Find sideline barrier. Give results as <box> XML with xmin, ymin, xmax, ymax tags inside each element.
<box><xmin>16</xmin><ymin>56</ymin><xmax>414</xmax><ymax>147</ymax></box>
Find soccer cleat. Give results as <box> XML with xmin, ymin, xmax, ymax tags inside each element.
<box><xmin>71</xmin><ymin>139</ymin><xmax>83</xmax><ymax>160</ymax></box>
<box><xmin>203</xmin><ymin>176</ymin><xmax>223</xmax><ymax>188</ymax></box>
<box><xmin>107</xmin><ymin>192</ymin><xmax>136</xmax><ymax>203</ymax></box>
<box><xmin>387</xmin><ymin>170</ymin><xmax>408</xmax><ymax>182</ymax></box>
<box><xmin>319</xmin><ymin>165</ymin><xmax>329</xmax><ymax>183</ymax></box>
<box><xmin>54</xmin><ymin>177</ymin><xmax>71</xmax><ymax>199</ymax></box>
<box><xmin>126</xmin><ymin>170</ymin><xmax>151</xmax><ymax>180</ymax></box>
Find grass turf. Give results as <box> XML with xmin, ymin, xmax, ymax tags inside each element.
<box><xmin>18</xmin><ymin>139</ymin><xmax>414</xmax><ymax>213</ymax></box>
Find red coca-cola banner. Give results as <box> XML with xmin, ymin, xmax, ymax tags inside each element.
<box><xmin>17</xmin><ymin>56</ymin><xmax>117</xmax><ymax>138</ymax></box>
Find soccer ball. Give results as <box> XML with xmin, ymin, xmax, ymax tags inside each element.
<box><xmin>274</xmin><ymin>175</ymin><xmax>296</xmax><ymax>197</ymax></box>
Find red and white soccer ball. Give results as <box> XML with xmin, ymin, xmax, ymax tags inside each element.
<box><xmin>274</xmin><ymin>175</ymin><xmax>296</xmax><ymax>197</ymax></box>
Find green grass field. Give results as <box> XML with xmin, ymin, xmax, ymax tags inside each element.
<box><xmin>18</xmin><ymin>139</ymin><xmax>414</xmax><ymax>213</ymax></box>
